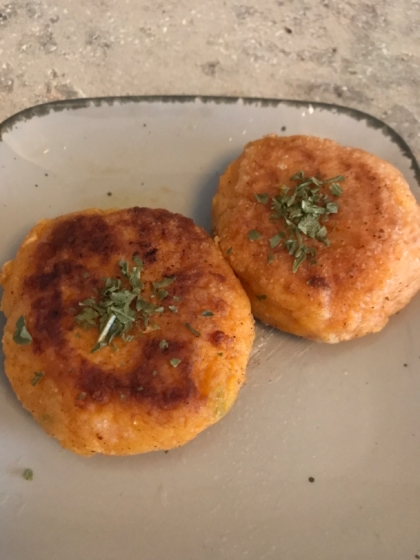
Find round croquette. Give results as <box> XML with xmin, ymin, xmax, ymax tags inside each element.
<box><xmin>212</xmin><ymin>135</ymin><xmax>420</xmax><ymax>343</ymax></box>
<box><xmin>0</xmin><ymin>207</ymin><xmax>254</xmax><ymax>455</ymax></box>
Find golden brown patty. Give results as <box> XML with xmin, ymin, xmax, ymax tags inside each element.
<box><xmin>212</xmin><ymin>134</ymin><xmax>420</xmax><ymax>342</ymax></box>
<box><xmin>0</xmin><ymin>207</ymin><xmax>254</xmax><ymax>455</ymax></box>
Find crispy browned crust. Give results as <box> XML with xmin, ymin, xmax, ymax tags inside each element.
<box><xmin>212</xmin><ymin>134</ymin><xmax>420</xmax><ymax>342</ymax></box>
<box><xmin>0</xmin><ymin>207</ymin><xmax>254</xmax><ymax>455</ymax></box>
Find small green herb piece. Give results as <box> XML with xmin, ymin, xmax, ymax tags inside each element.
<box><xmin>133</xmin><ymin>255</ymin><xmax>144</xmax><ymax>268</ymax></box>
<box><xmin>152</xmin><ymin>276</ymin><xmax>176</xmax><ymax>292</ymax></box>
<box><xmin>267</xmin><ymin>251</ymin><xmax>275</xmax><ymax>264</ymax></box>
<box><xmin>90</xmin><ymin>341</ymin><xmax>107</xmax><ymax>353</ymax></box>
<box><xmin>226</xmin><ymin>247</ymin><xmax>233</xmax><ymax>255</ymax></box>
<box><xmin>168</xmin><ymin>305</ymin><xmax>178</xmax><ymax>313</ymax></box>
<box><xmin>329</xmin><ymin>183</ymin><xmax>343</xmax><ymax>196</ymax></box>
<box><xmin>169</xmin><ymin>358</ymin><xmax>181</xmax><ymax>368</ymax></box>
<box><xmin>152</xmin><ymin>370</ymin><xmax>158</xmax><ymax>376</ymax></box>
<box><xmin>157</xmin><ymin>289</ymin><xmax>169</xmax><ymax>300</ymax></box>
<box><xmin>136</xmin><ymin>386</ymin><xmax>143</xmax><ymax>391</ymax></box>
<box><xmin>256</xmin><ymin>294</ymin><xmax>267</xmax><ymax>301</ymax></box>
<box><xmin>159</xmin><ymin>339</ymin><xmax>169</xmax><ymax>349</ymax></box>
<box><xmin>201</xmin><ymin>310</ymin><xmax>214</xmax><ymax>317</ymax></box>
<box><xmin>172</xmin><ymin>296</ymin><xmax>182</xmax><ymax>302</ymax></box>
<box><xmin>13</xmin><ymin>316</ymin><xmax>32</xmax><ymax>345</ymax></box>
<box><xmin>76</xmin><ymin>304</ymin><xmax>99</xmax><ymax>329</ymax></box>
<box><xmin>218</xmin><ymin>352</ymin><xmax>223</xmax><ymax>356</ymax></box>
<box><xmin>23</xmin><ymin>468</ymin><xmax>33</xmax><ymax>481</ymax></box>
<box><xmin>119</xmin><ymin>259</ymin><xmax>129</xmax><ymax>278</ymax></box>
<box><xmin>248</xmin><ymin>229</ymin><xmax>262</xmax><ymax>241</ymax></box>
<box><xmin>254</xmin><ymin>193</ymin><xmax>269</xmax><ymax>204</ymax></box>
<box><xmin>77</xmin><ymin>392</ymin><xmax>87</xmax><ymax>400</ymax></box>
<box><xmin>185</xmin><ymin>323</ymin><xmax>201</xmax><ymax>337</ymax></box>
<box><xmin>269</xmin><ymin>232</ymin><xmax>285</xmax><ymax>248</ymax></box>
<box><xmin>75</xmin><ymin>332</ymin><xmax>81</xmax><ymax>339</ymax></box>
<box><xmin>31</xmin><ymin>371</ymin><xmax>45</xmax><ymax>386</ymax></box>
<box><xmin>121</xmin><ymin>334</ymin><xmax>135</xmax><ymax>343</ymax></box>
<box><xmin>83</xmin><ymin>272</ymin><xmax>90</xmax><ymax>278</ymax></box>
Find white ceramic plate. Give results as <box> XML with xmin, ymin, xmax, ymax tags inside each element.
<box><xmin>1</xmin><ymin>97</ymin><xmax>419</xmax><ymax>560</ymax></box>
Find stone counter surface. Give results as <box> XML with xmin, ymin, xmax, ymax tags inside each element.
<box><xmin>0</xmin><ymin>0</ymin><xmax>419</xmax><ymax>160</ymax></box>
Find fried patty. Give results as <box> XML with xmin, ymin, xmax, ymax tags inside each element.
<box><xmin>0</xmin><ymin>207</ymin><xmax>254</xmax><ymax>455</ymax></box>
<box><xmin>212</xmin><ymin>135</ymin><xmax>420</xmax><ymax>342</ymax></box>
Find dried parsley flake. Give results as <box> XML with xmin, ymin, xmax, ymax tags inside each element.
<box><xmin>185</xmin><ymin>323</ymin><xmax>201</xmax><ymax>337</ymax></box>
<box><xmin>13</xmin><ymin>316</ymin><xmax>32</xmax><ymax>345</ymax></box>
<box><xmin>75</xmin><ymin>258</ymin><xmax>177</xmax><ymax>352</ymax></box>
<box><xmin>31</xmin><ymin>371</ymin><xmax>45</xmax><ymax>386</ymax></box>
<box><xmin>248</xmin><ymin>229</ymin><xmax>262</xmax><ymax>241</ymax></box>
<box><xmin>254</xmin><ymin>170</ymin><xmax>344</xmax><ymax>272</ymax></box>
<box><xmin>23</xmin><ymin>468</ymin><xmax>33</xmax><ymax>481</ymax></box>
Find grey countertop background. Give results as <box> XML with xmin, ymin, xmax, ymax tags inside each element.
<box><xmin>0</xmin><ymin>0</ymin><xmax>419</xmax><ymax>159</ymax></box>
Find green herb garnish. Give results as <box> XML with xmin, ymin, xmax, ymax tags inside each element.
<box><xmin>269</xmin><ymin>232</ymin><xmax>285</xmax><ymax>248</ymax></box>
<box><xmin>169</xmin><ymin>358</ymin><xmax>181</xmax><ymax>368</ymax></box>
<box><xmin>152</xmin><ymin>276</ymin><xmax>176</xmax><ymax>292</ymax></box>
<box><xmin>13</xmin><ymin>315</ymin><xmax>32</xmax><ymax>345</ymax></box>
<box><xmin>77</xmin><ymin>392</ymin><xmax>87</xmax><ymax>400</ymax></box>
<box><xmin>329</xmin><ymin>182</ymin><xmax>343</xmax><ymax>196</ymax></box>
<box><xmin>159</xmin><ymin>339</ymin><xmax>169</xmax><ymax>349</ymax></box>
<box><xmin>121</xmin><ymin>334</ymin><xmax>135</xmax><ymax>343</ymax></box>
<box><xmin>168</xmin><ymin>305</ymin><xmax>178</xmax><ymax>313</ymax></box>
<box><xmin>267</xmin><ymin>251</ymin><xmax>275</xmax><ymax>264</ymax></box>
<box><xmin>23</xmin><ymin>468</ymin><xmax>33</xmax><ymax>481</ymax></box>
<box><xmin>256</xmin><ymin>294</ymin><xmax>267</xmax><ymax>301</ymax></box>
<box><xmin>248</xmin><ymin>229</ymin><xmax>261</xmax><ymax>241</ymax></box>
<box><xmin>201</xmin><ymin>310</ymin><xmax>214</xmax><ymax>316</ymax></box>
<box><xmin>226</xmin><ymin>247</ymin><xmax>233</xmax><ymax>255</ymax></box>
<box><xmin>254</xmin><ymin>193</ymin><xmax>269</xmax><ymax>204</ymax></box>
<box><xmin>76</xmin><ymin>258</ymin><xmax>176</xmax><ymax>352</ymax></box>
<box><xmin>185</xmin><ymin>323</ymin><xmax>201</xmax><ymax>337</ymax></box>
<box><xmin>31</xmin><ymin>371</ymin><xmax>45</xmax><ymax>386</ymax></box>
<box><xmin>257</xmin><ymin>170</ymin><xmax>344</xmax><ymax>272</ymax></box>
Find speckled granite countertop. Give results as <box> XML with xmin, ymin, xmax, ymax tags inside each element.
<box><xmin>0</xmin><ymin>0</ymin><xmax>419</xmax><ymax>159</ymax></box>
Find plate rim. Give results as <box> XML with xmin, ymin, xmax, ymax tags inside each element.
<box><xmin>0</xmin><ymin>94</ymin><xmax>419</xmax><ymax>186</ymax></box>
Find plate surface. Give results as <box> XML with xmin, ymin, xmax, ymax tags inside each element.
<box><xmin>1</xmin><ymin>97</ymin><xmax>420</xmax><ymax>560</ymax></box>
